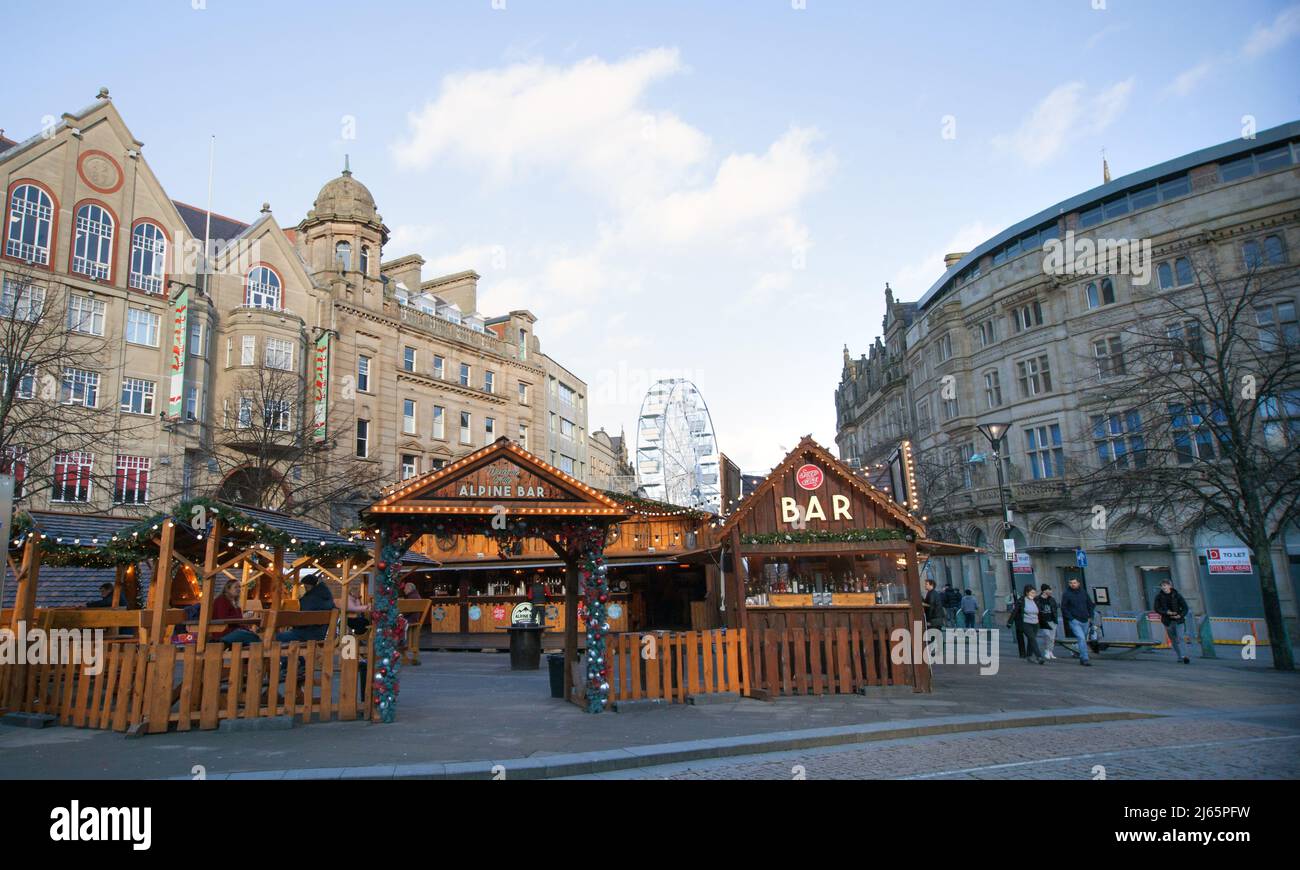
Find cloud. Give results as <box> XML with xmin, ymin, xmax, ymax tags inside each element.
<box><xmin>893</xmin><ymin>221</ymin><xmax>1000</xmax><ymax>295</ymax></box>
<box><xmin>1164</xmin><ymin>61</ymin><xmax>1215</xmax><ymax>98</ymax></box>
<box><xmin>991</xmin><ymin>79</ymin><xmax>1134</xmax><ymax>167</ymax></box>
<box><xmin>1243</xmin><ymin>4</ymin><xmax>1300</xmax><ymax>56</ymax></box>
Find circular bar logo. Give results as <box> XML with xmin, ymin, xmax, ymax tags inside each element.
<box><xmin>796</xmin><ymin>464</ymin><xmax>824</xmax><ymax>490</ymax></box>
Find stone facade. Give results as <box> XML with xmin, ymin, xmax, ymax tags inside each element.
<box><xmin>0</xmin><ymin>92</ymin><xmax>596</xmax><ymax>527</ymax></box>
<box><xmin>588</xmin><ymin>427</ymin><xmax>636</xmax><ymax>493</ymax></box>
<box><xmin>835</xmin><ymin>123</ymin><xmax>1300</xmax><ymax>631</ymax></box>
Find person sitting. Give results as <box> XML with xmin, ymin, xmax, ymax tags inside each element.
<box><xmin>85</xmin><ymin>583</ymin><xmax>115</xmax><ymax>608</ymax></box>
<box><xmin>401</xmin><ymin>581</ymin><xmax>421</xmax><ymax>599</ymax></box>
<box><xmin>274</xmin><ymin>572</ymin><xmax>335</xmax><ymax>643</ymax></box>
<box><xmin>346</xmin><ymin>585</ymin><xmax>370</xmax><ymax>634</ymax></box>
<box><xmin>214</xmin><ymin>579</ymin><xmax>262</xmax><ymax>646</ymax></box>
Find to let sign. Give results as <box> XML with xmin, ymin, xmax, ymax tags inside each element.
<box><xmin>1205</xmin><ymin>547</ymin><xmax>1251</xmax><ymax>574</ymax></box>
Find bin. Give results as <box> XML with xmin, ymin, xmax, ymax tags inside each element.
<box><xmin>548</xmin><ymin>653</ymin><xmax>565</xmax><ymax>698</ymax></box>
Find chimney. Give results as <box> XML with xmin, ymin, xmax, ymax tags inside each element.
<box><xmin>944</xmin><ymin>252</ymin><xmax>968</xmax><ymax>269</ymax></box>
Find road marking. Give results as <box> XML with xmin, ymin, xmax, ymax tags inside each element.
<box><xmin>902</xmin><ymin>733</ymin><xmax>1300</xmax><ymax>779</ymax></box>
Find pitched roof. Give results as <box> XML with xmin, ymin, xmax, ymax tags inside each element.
<box><xmin>1</xmin><ymin>564</ymin><xmax>155</xmax><ymax>609</ymax></box>
<box><xmin>22</xmin><ymin>511</ymin><xmax>138</xmax><ymax>545</ymax></box>
<box><xmin>223</xmin><ymin>503</ymin><xmax>359</xmax><ymax>549</ymax></box>
<box><xmin>172</xmin><ymin>200</ymin><xmax>250</xmax><ymax>246</ymax></box>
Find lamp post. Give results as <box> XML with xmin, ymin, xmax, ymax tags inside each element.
<box><xmin>976</xmin><ymin>422</ymin><xmax>1014</xmax><ymax>610</ymax></box>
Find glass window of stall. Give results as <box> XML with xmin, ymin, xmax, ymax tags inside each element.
<box><xmin>743</xmin><ymin>553</ymin><xmax>910</xmax><ymax>606</ymax></box>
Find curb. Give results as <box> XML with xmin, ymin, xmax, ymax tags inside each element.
<box><xmin>187</xmin><ymin>706</ymin><xmax>1159</xmax><ymax>781</ymax></box>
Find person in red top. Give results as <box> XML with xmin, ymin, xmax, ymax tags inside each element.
<box><xmin>212</xmin><ymin>579</ymin><xmax>260</xmax><ymax>645</ymax></box>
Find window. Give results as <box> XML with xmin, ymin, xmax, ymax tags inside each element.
<box><xmin>241</xmin><ymin>335</ymin><xmax>256</xmax><ymax>366</ymax></box>
<box><xmin>1016</xmin><ymin>355</ymin><xmax>1052</xmax><ymax>396</ymax></box>
<box><xmin>459</xmin><ymin>363</ymin><xmax>471</xmax><ymax>387</ymax></box>
<box><xmin>114</xmin><ymin>455</ymin><xmax>151</xmax><ymax>505</ymax></box>
<box><xmin>1092</xmin><ymin>411</ymin><xmax>1145</xmax><ymax>468</ymax></box>
<box><xmin>5</xmin><ymin>184</ymin><xmax>54</xmax><ymax>265</ymax></box>
<box><xmin>126</xmin><ymin>308</ymin><xmax>160</xmax><ymax>346</ymax></box>
<box><xmin>559</xmin><ymin>382</ymin><xmax>577</xmax><ymax>405</ymax></box>
<box><xmin>560</xmin><ymin>417</ymin><xmax>575</xmax><ymax>439</ymax></box>
<box><xmin>51</xmin><ymin>451</ymin><xmax>93</xmax><ymax>503</ymax></box>
<box><xmin>263</xmin><ymin>400</ymin><xmax>292</xmax><ymax>432</ymax></box>
<box><xmin>1261</xmin><ymin>391</ymin><xmax>1300</xmax><ymax>450</ymax></box>
<box><xmin>1012</xmin><ymin>300</ymin><xmax>1043</xmax><ymax>332</ymax></box>
<box><xmin>485</xmin><ymin>416</ymin><xmax>496</xmax><ymax>444</ymax></box>
<box><xmin>941</xmin><ymin>395</ymin><xmax>959</xmax><ymax>420</ymax></box>
<box><xmin>1170</xmin><ymin>403</ymin><xmax>1229</xmax><ymax>463</ymax></box>
<box><xmin>3</xmin><ymin>446</ymin><xmax>28</xmax><ymax>499</ymax></box>
<box><xmin>1167</xmin><ymin>321</ymin><xmax>1204</xmax><ymax>367</ymax></box>
<box><xmin>1257</xmin><ymin>301</ymin><xmax>1299</xmax><ymax>351</ymax></box>
<box><xmin>460</xmin><ymin>411</ymin><xmax>471</xmax><ymax>444</ymax></box>
<box><xmin>1093</xmin><ymin>335</ymin><xmax>1126</xmax><ymax>378</ymax></box>
<box><xmin>129</xmin><ymin>222</ymin><xmax>167</xmax><ymax>293</ymax></box>
<box><xmin>403</xmin><ymin>346</ymin><xmax>416</xmax><ymax>372</ymax></box>
<box><xmin>914</xmin><ymin>398</ymin><xmax>932</xmax><ymax>433</ymax></box>
<box><xmin>403</xmin><ymin>399</ymin><xmax>417</xmax><ymax>434</ymax></box>
<box><xmin>237</xmin><ymin>397</ymin><xmax>253</xmax><ymax>428</ymax></box>
<box><xmin>976</xmin><ymin>318</ymin><xmax>999</xmax><ymax>348</ymax></box>
<box><xmin>549</xmin><ymin>412</ymin><xmax>556</xmax><ymax>433</ymax></box>
<box><xmin>335</xmin><ymin>241</ymin><xmax>352</xmax><ymax>271</ymax></box>
<box><xmin>1157</xmin><ymin>257</ymin><xmax>1194</xmax><ymax>290</ymax></box>
<box><xmin>1220</xmin><ymin>146</ymin><xmax>1294</xmax><ymax>181</ymax></box>
<box><xmin>357</xmin><ymin>354</ymin><xmax>370</xmax><ymax>392</ymax></box>
<box><xmin>936</xmin><ymin>333</ymin><xmax>953</xmax><ymax>362</ymax></box>
<box><xmin>518</xmin><ymin>382</ymin><xmax>530</xmax><ymax>404</ymax></box>
<box><xmin>401</xmin><ymin>454</ymin><xmax>418</xmax><ymax>480</ymax></box>
<box><xmin>1</xmin><ymin>358</ymin><xmax>35</xmax><ymax>400</ymax></box>
<box><xmin>519</xmin><ymin>423</ymin><xmax>529</xmax><ymax>450</ymax></box>
<box><xmin>1174</xmin><ymin>257</ymin><xmax>1193</xmax><ymax>286</ymax></box>
<box><xmin>119</xmin><ymin>378</ymin><xmax>156</xmax><ymax>415</ymax></box>
<box><xmin>1263</xmin><ymin>235</ymin><xmax>1286</xmax><ymax>266</ymax></box>
<box><xmin>72</xmin><ymin>203</ymin><xmax>114</xmax><ymax>280</ymax></box>
<box><xmin>245</xmin><ymin>266</ymin><xmax>282</xmax><ymax>309</ymax></box>
<box><xmin>559</xmin><ymin>455</ymin><xmax>576</xmax><ymax>475</ymax></box>
<box><xmin>518</xmin><ymin>328</ymin><xmax>527</xmax><ymax>361</ymax></box>
<box><xmin>356</xmin><ymin>419</ymin><xmax>369</xmax><ymax>457</ymax></box>
<box><xmin>1024</xmin><ymin>423</ymin><xmax>1065</xmax><ymax>479</ymax></box>
<box><xmin>1244</xmin><ymin>240</ymin><xmax>1263</xmax><ymax>270</ymax></box>
<box><xmin>185</xmin><ymin>385</ymin><xmax>200</xmax><ymax>421</ymax></box>
<box><xmin>484</xmin><ymin>371</ymin><xmax>495</xmax><ymax>394</ymax></box>
<box><xmin>61</xmin><ymin>368</ymin><xmax>99</xmax><ymax>407</ymax></box>
<box><xmin>433</xmin><ymin>355</ymin><xmax>444</xmax><ymax>379</ymax></box>
<box><xmin>1086</xmin><ymin>278</ymin><xmax>1115</xmax><ymax>309</ymax></box>
<box><xmin>265</xmin><ymin>337</ymin><xmax>293</xmax><ymax>370</ymax></box>
<box><xmin>359</xmin><ymin>246</ymin><xmax>370</xmax><ymax>275</ymax></box>
<box><xmin>67</xmin><ymin>293</ymin><xmax>106</xmax><ymax>335</ymax></box>
<box><xmin>189</xmin><ymin>318</ymin><xmax>206</xmax><ymax>357</ymax></box>
<box><xmin>1</xmin><ymin>277</ymin><xmax>45</xmax><ymax>321</ymax></box>
<box><xmin>983</xmin><ymin>369</ymin><xmax>1003</xmax><ymax>409</ymax></box>
<box><xmin>433</xmin><ymin>405</ymin><xmax>445</xmax><ymax>439</ymax></box>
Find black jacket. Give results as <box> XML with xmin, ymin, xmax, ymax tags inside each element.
<box><xmin>296</xmin><ymin>581</ymin><xmax>336</xmax><ymax>641</ymax></box>
<box><xmin>1060</xmin><ymin>586</ymin><xmax>1095</xmax><ymax>623</ymax></box>
<box><xmin>922</xmin><ymin>590</ymin><xmax>945</xmax><ymax>626</ymax></box>
<box><xmin>942</xmin><ymin>587</ymin><xmax>962</xmax><ymax>608</ymax></box>
<box><xmin>1036</xmin><ymin>594</ymin><xmax>1059</xmax><ymax>628</ymax></box>
<box><xmin>1152</xmin><ymin>588</ymin><xmax>1189</xmax><ymax>626</ymax></box>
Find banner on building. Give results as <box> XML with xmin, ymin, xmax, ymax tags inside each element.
<box><xmin>1205</xmin><ymin>547</ymin><xmax>1251</xmax><ymax>574</ymax></box>
<box><xmin>167</xmin><ymin>287</ymin><xmax>189</xmax><ymax>418</ymax></box>
<box><xmin>312</xmin><ymin>331</ymin><xmax>332</xmax><ymax>444</ymax></box>
<box><xmin>1011</xmin><ymin>553</ymin><xmax>1033</xmax><ymax>574</ymax></box>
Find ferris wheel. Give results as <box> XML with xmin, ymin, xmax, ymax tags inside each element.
<box><xmin>636</xmin><ymin>379</ymin><xmax>721</xmax><ymax>513</ymax></box>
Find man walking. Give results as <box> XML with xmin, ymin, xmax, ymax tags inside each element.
<box><xmin>922</xmin><ymin>579</ymin><xmax>946</xmax><ymax>630</ymax></box>
<box><xmin>1037</xmin><ymin>583</ymin><xmax>1059</xmax><ymax>660</ymax></box>
<box><xmin>960</xmin><ymin>588</ymin><xmax>979</xmax><ymax>628</ymax></box>
<box><xmin>1060</xmin><ymin>577</ymin><xmax>1095</xmax><ymax>666</ymax></box>
<box><xmin>1152</xmin><ymin>579</ymin><xmax>1192</xmax><ymax>664</ymax></box>
<box><xmin>942</xmin><ymin>583</ymin><xmax>961</xmax><ymax>628</ymax></box>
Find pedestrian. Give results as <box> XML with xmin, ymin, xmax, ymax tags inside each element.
<box><xmin>1013</xmin><ymin>584</ymin><xmax>1045</xmax><ymax>664</ymax></box>
<box><xmin>1037</xmin><ymin>583</ymin><xmax>1058</xmax><ymax>660</ymax></box>
<box><xmin>275</xmin><ymin>572</ymin><xmax>335</xmax><ymax>643</ymax></box>
<box><xmin>1060</xmin><ymin>576</ymin><xmax>1095</xmax><ymax>666</ymax></box>
<box><xmin>960</xmin><ymin>588</ymin><xmax>979</xmax><ymax>628</ymax></box>
<box><xmin>922</xmin><ymin>579</ymin><xmax>946</xmax><ymax>630</ymax></box>
<box><xmin>1152</xmin><ymin>579</ymin><xmax>1192</xmax><ymax>664</ymax></box>
<box><xmin>1006</xmin><ymin>592</ymin><xmax>1027</xmax><ymax>657</ymax></box>
<box><xmin>942</xmin><ymin>583</ymin><xmax>961</xmax><ymax>628</ymax></box>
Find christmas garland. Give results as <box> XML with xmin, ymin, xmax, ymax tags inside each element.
<box><xmin>604</xmin><ymin>490</ymin><xmax>711</xmax><ymax>519</ymax></box>
<box><xmin>571</xmin><ymin>524</ymin><xmax>611</xmax><ymax>713</ymax></box>
<box><xmin>741</xmin><ymin>528</ymin><xmax>914</xmax><ymax>545</ymax></box>
<box><xmin>370</xmin><ymin>528</ymin><xmax>419</xmax><ymax>723</ymax></box>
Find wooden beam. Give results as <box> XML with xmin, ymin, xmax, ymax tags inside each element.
<box><xmin>271</xmin><ymin>546</ymin><xmax>285</xmax><ymax>609</ymax></box>
<box><xmin>149</xmin><ymin>521</ymin><xmax>177</xmax><ymax>642</ymax></box>
<box><xmin>563</xmin><ymin>559</ymin><xmax>578</xmax><ymax>702</ymax></box>
<box><xmin>729</xmin><ymin>528</ymin><xmax>747</xmax><ymax>631</ymax></box>
<box><xmin>10</xmin><ymin>535</ymin><xmax>39</xmax><ymax>631</ymax></box>
<box><xmin>196</xmin><ymin>517</ymin><xmax>224</xmax><ymax>651</ymax></box>
<box><xmin>904</xmin><ymin>541</ymin><xmax>931</xmax><ymax>693</ymax></box>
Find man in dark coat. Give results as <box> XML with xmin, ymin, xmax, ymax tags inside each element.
<box><xmin>1152</xmin><ymin>579</ymin><xmax>1191</xmax><ymax>664</ymax></box>
<box><xmin>275</xmin><ymin>572</ymin><xmax>336</xmax><ymax>643</ymax></box>
<box><xmin>921</xmin><ymin>579</ymin><xmax>945</xmax><ymax>629</ymax></box>
<box><xmin>1060</xmin><ymin>577</ymin><xmax>1095</xmax><ymax>666</ymax></box>
<box><xmin>942</xmin><ymin>584</ymin><xmax>961</xmax><ymax>628</ymax></box>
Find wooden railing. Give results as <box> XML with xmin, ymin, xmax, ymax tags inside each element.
<box><xmin>747</xmin><ymin>621</ymin><xmax>920</xmax><ymax>698</ymax></box>
<box><xmin>608</xmin><ymin>629</ymin><xmax>748</xmax><ymax>703</ymax></box>
<box><xmin>0</xmin><ymin>634</ymin><xmax>375</xmax><ymax>733</ymax></box>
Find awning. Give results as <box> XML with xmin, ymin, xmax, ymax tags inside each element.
<box><xmin>422</xmin><ymin>556</ymin><xmax>688</xmax><ymax>572</ymax></box>
<box><xmin>918</xmin><ymin>539</ymin><xmax>983</xmax><ymax>556</ymax></box>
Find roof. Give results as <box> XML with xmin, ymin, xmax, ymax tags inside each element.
<box><xmin>1</xmin><ymin>564</ymin><xmax>155</xmax><ymax>609</ymax></box>
<box><xmin>228</xmin><ymin>503</ymin><xmax>358</xmax><ymax>548</ymax></box>
<box><xmin>0</xmin><ymin>133</ymin><xmax>16</xmax><ymax>152</ymax></box>
<box><xmin>172</xmin><ymin>200</ymin><xmax>251</xmax><ymax>245</ymax></box>
<box><xmin>22</xmin><ymin>511</ymin><xmax>138</xmax><ymax>545</ymax></box>
<box><xmin>916</xmin><ymin>120</ymin><xmax>1300</xmax><ymax>312</ymax></box>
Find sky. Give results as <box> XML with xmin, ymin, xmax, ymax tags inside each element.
<box><xmin>3</xmin><ymin>0</ymin><xmax>1299</xmax><ymax>473</ymax></box>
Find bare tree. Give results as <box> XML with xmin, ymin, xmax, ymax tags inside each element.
<box><xmin>193</xmin><ymin>364</ymin><xmax>389</xmax><ymax>526</ymax></box>
<box><xmin>0</xmin><ymin>265</ymin><xmax>151</xmax><ymax>510</ymax></box>
<box><xmin>1074</xmin><ymin>253</ymin><xmax>1299</xmax><ymax>670</ymax></box>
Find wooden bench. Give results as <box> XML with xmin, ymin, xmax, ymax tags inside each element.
<box><xmin>261</xmin><ymin>608</ymin><xmax>340</xmax><ymax>646</ymax></box>
<box><xmin>397</xmin><ymin>599</ymin><xmax>433</xmax><ymax>666</ymax></box>
<box><xmin>1056</xmin><ymin>637</ymin><xmax>1162</xmax><ymax>659</ymax></box>
<box><xmin>39</xmin><ymin>607</ymin><xmax>190</xmax><ymax>644</ymax></box>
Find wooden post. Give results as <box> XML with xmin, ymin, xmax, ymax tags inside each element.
<box><xmin>729</xmin><ymin>528</ymin><xmax>747</xmax><ymax>633</ymax></box>
<box><xmin>196</xmin><ymin>517</ymin><xmax>224</xmax><ymax>651</ymax></box>
<box><xmin>150</xmin><ymin>521</ymin><xmax>177</xmax><ymax>643</ymax></box>
<box><xmin>904</xmin><ymin>541</ymin><xmax>931</xmax><ymax>693</ymax></box>
<box><xmin>112</xmin><ymin>565</ymin><xmax>126</xmax><ymax>608</ymax></box>
<box><xmin>10</xmin><ymin>535</ymin><xmax>39</xmax><ymax>631</ymax></box>
<box><xmin>563</xmin><ymin>560</ymin><xmax>578</xmax><ymax>702</ymax></box>
<box><xmin>271</xmin><ymin>545</ymin><xmax>286</xmax><ymax>609</ymax></box>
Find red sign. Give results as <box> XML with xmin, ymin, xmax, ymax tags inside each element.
<box><xmin>492</xmin><ymin>605</ymin><xmax>506</xmax><ymax>621</ymax></box>
<box><xmin>796</xmin><ymin>464</ymin><xmax>824</xmax><ymax>491</ymax></box>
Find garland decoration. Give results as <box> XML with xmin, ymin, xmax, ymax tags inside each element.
<box><xmin>570</xmin><ymin>524</ymin><xmax>611</xmax><ymax>713</ymax></box>
<box><xmin>370</xmin><ymin>523</ymin><xmax>419</xmax><ymax>724</ymax></box>
<box><xmin>740</xmin><ymin>528</ymin><xmax>913</xmax><ymax>546</ymax></box>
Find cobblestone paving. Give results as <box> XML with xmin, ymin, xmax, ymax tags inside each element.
<box><xmin>637</xmin><ymin>717</ymin><xmax>1300</xmax><ymax>780</ymax></box>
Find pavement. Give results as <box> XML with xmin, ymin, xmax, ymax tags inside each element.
<box><xmin>1</xmin><ymin>632</ymin><xmax>1297</xmax><ymax>779</ymax></box>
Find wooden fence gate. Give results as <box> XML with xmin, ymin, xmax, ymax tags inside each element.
<box><xmin>608</xmin><ymin>628</ymin><xmax>748</xmax><ymax>703</ymax></box>
<box><xmin>747</xmin><ymin>623</ymin><xmax>917</xmax><ymax>698</ymax></box>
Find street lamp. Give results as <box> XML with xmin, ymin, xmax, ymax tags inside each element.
<box><xmin>976</xmin><ymin>422</ymin><xmax>1014</xmax><ymax>611</ymax></box>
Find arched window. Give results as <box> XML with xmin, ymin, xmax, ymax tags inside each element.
<box><xmin>1157</xmin><ymin>262</ymin><xmax>1174</xmax><ymax>290</ymax></box>
<box><xmin>72</xmin><ymin>203</ymin><xmax>115</xmax><ymax>280</ymax></box>
<box><xmin>245</xmin><ymin>266</ymin><xmax>282</xmax><ymax>309</ymax></box>
<box><xmin>335</xmin><ymin>241</ymin><xmax>352</xmax><ymax>271</ymax></box>
<box><xmin>1243</xmin><ymin>240</ymin><xmax>1262</xmax><ymax>269</ymax></box>
<box><xmin>359</xmin><ymin>245</ymin><xmax>370</xmax><ymax>275</ymax></box>
<box><xmin>129</xmin><ymin>222</ymin><xmax>167</xmax><ymax>294</ymax></box>
<box><xmin>1087</xmin><ymin>278</ymin><xmax>1115</xmax><ymax>309</ymax></box>
<box><xmin>1263</xmin><ymin>235</ymin><xmax>1286</xmax><ymax>266</ymax></box>
<box><xmin>1174</xmin><ymin>257</ymin><xmax>1193</xmax><ymax>286</ymax></box>
<box><xmin>6</xmin><ymin>184</ymin><xmax>54</xmax><ymax>266</ymax></box>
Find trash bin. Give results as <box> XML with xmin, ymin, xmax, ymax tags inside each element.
<box><xmin>547</xmin><ymin>653</ymin><xmax>565</xmax><ymax>698</ymax></box>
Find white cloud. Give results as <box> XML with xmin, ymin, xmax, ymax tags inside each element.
<box><xmin>1243</xmin><ymin>4</ymin><xmax>1300</xmax><ymax>56</ymax></box>
<box><xmin>991</xmin><ymin>79</ymin><xmax>1134</xmax><ymax>167</ymax></box>
<box><xmin>893</xmin><ymin>221</ymin><xmax>1000</xmax><ymax>295</ymax></box>
<box><xmin>1165</xmin><ymin>61</ymin><xmax>1214</xmax><ymax>98</ymax></box>
<box><xmin>387</xmin><ymin>223</ymin><xmax>441</xmax><ymax>254</ymax></box>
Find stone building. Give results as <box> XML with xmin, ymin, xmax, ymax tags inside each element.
<box><xmin>835</xmin><ymin>122</ymin><xmax>1300</xmax><ymax>632</ymax></box>
<box><xmin>0</xmin><ymin>91</ymin><xmax>596</xmax><ymax>528</ymax></box>
<box><xmin>588</xmin><ymin>427</ymin><xmax>636</xmax><ymax>493</ymax></box>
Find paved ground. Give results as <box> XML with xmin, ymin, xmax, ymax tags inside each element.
<box><xmin>1</xmin><ymin>632</ymin><xmax>1297</xmax><ymax>779</ymax></box>
<box><xmin>580</xmin><ymin>708</ymin><xmax>1300</xmax><ymax>779</ymax></box>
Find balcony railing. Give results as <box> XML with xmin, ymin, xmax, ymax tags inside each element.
<box><xmin>398</xmin><ymin>306</ymin><xmax>513</xmax><ymax>359</ymax></box>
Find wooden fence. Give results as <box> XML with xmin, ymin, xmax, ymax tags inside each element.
<box><xmin>747</xmin><ymin>623</ymin><xmax>916</xmax><ymax>698</ymax></box>
<box><xmin>608</xmin><ymin>629</ymin><xmax>748</xmax><ymax>703</ymax></box>
<box><xmin>0</xmin><ymin>634</ymin><xmax>375</xmax><ymax>733</ymax></box>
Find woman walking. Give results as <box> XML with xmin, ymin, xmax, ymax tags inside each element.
<box><xmin>1013</xmin><ymin>584</ymin><xmax>1046</xmax><ymax>664</ymax></box>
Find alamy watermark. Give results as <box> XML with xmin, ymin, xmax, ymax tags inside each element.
<box><xmin>1042</xmin><ymin>230</ymin><xmax>1153</xmax><ymax>286</ymax></box>
<box><xmin>890</xmin><ymin>622</ymin><xmax>1000</xmax><ymax>675</ymax></box>
<box><xmin>0</xmin><ymin>621</ymin><xmax>105</xmax><ymax>675</ymax></box>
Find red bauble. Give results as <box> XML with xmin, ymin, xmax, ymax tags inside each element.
<box><xmin>377</xmin><ymin>561</ymin><xmax>387</xmax><ymax>570</ymax></box>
